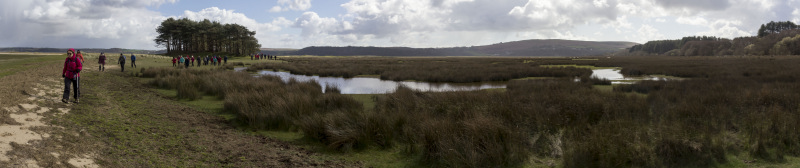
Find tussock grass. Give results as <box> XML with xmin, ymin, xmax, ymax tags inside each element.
<box><xmin>142</xmin><ymin>55</ymin><xmax>800</xmax><ymax>167</ymax></box>
<box><xmin>143</xmin><ymin>68</ymin><xmax>363</xmax><ymax>132</ymax></box>
<box><xmin>613</xmin><ymin>80</ymin><xmax>667</xmax><ymax>94</ymax></box>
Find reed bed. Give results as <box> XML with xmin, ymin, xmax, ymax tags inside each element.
<box><xmin>142</xmin><ymin>55</ymin><xmax>800</xmax><ymax>167</ymax></box>
<box><xmin>143</xmin><ymin>68</ymin><xmax>361</xmax><ymax>130</ymax></box>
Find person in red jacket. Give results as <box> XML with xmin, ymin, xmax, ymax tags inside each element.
<box><xmin>76</xmin><ymin>50</ymin><xmax>85</xmax><ymax>63</ymax></box>
<box><xmin>172</xmin><ymin>57</ymin><xmax>177</xmax><ymax>67</ymax></box>
<box><xmin>62</xmin><ymin>48</ymin><xmax>83</xmax><ymax>103</ymax></box>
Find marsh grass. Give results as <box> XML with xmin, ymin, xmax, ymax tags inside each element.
<box><xmin>141</xmin><ymin>55</ymin><xmax>800</xmax><ymax>167</ymax></box>
<box><xmin>613</xmin><ymin>80</ymin><xmax>667</xmax><ymax>94</ymax></box>
<box><xmin>143</xmin><ymin>67</ymin><xmax>364</xmax><ymax>131</ymax></box>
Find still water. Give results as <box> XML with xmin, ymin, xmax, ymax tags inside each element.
<box><xmin>257</xmin><ymin>70</ymin><xmax>506</xmax><ymax>94</ymax></box>
<box><xmin>591</xmin><ymin>69</ymin><xmax>674</xmax><ymax>84</ymax></box>
<box><xmin>244</xmin><ymin>68</ymin><xmax>632</xmax><ymax>94</ymax></box>
<box><xmin>590</xmin><ymin>69</ymin><xmax>625</xmax><ymax>80</ymax></box>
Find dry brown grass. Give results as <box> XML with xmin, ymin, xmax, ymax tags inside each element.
<box><xmin>142</xmin><ymin>55</ymin><xmax>800</xmax><ymax>167</ymax></box>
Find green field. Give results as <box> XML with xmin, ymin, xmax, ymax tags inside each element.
<box><xmin>0</xmin><ymin>53</ymin><xmax>63</xmax><ymax>77</ymax></box>
<box><xmin>6</xmin><ymin>54</ymin><xmax>800</xmax><ymax>167</ymax></box>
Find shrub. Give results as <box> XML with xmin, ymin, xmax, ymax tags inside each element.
<box><xmin>142</xmin><ymin>55</ymin><xmax>800</xmax><ymax>167</ymax></box>
<box><xmin>176</xmin><ymin>81</ymin><xmax>202</xmax><ymax>100</ymax></box>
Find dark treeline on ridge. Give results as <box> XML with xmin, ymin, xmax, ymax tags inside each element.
<box><xmin>628</xmin><ymin>21</ymin><xmax>800</xmax><ymax>56</ymax></box>
<box><xmin>293</xmin><ymin>40</ymin><xmax>637</xmax><ymax>57</ymax></box>
<box><xmin>154</xmin><ymin>18</ymin><xmax>261</xmax><ymax>56</ymax></box>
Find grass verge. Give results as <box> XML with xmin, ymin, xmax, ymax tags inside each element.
<box><xmin>0</xmin><ymin>54</ymin><xmax>63</xmax><ymax>77</ymax></box>
<box><xmin>58</xmin><ymin>62</ymin><xmax>357</xmax><ymax>167</ymax></box>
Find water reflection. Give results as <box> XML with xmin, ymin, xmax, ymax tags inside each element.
<box><xmin>591</xmin><ymin>69</ymin><xmax>676</xmax><ymax>84</ymax></box>
<box><xmin>257</xmin><ymin>70</ymin><xmax>506</xmax><ymax>94</ymax></box>
<box><xmin>590</xmin><ymin>69</ymin><xmax>625</xmax><ymax>80</ymax></box>
<box><xmin>232</xmin><ymin>67</ymin><xmax>666</xmax><ymax>94</ymax></box>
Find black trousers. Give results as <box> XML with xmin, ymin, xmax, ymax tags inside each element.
<box><xmin>63</xmin><ymin>77</ymin><xmax>79</xmax><ymax>100</ymax></box>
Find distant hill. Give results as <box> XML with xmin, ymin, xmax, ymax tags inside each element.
<box><xmin>293</xmin><ymin>39</ymin><xmax>638</xmax><ymax>56</ymax></box>
<box><xmin>0</xmin><ymin>47</ymin><xmax>166</xmax><ymax>54</ymax></box>
<box><xmin>259</xmin><ymin>48</ymin><xmax>298</xmax><ymax>55</ymax></box>
<box><xmin>1</xmin><ymin>39</ymin><xmax>638</xmax><ymax>57</ymax></box>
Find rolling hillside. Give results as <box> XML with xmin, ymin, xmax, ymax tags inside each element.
<box><xmin>293</xmin><ymin>39</ymin><xmax>638</xmax><ymax>56</ymax></box>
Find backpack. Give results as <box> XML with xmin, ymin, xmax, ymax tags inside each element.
<box><xmin>65</xmin><ymin>56</ymin><xmax>82</xmax><ymax>79</ymax></box>
<box><xmin>69</xmin><ymin>57</ymin><xmax>82</xmax><ymax>72</ymax></box>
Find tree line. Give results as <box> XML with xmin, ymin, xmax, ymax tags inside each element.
<box><xmin>758</xmin><ymin>21</ymin><xmax>798</xmax><ymax>37</ymax></box>
<box><xmin>154</xmin><ymin>18</ymin><xmax>261</xmax><ymax>56</ymax></box>
<box><xmin>294</xmin><ymin>40</ymin><xmax>631</xmax><ymax>56</ymax></box>
<box><xmin>627</xmin><ymin>21</ymin><xmax>800</xmax><ymax>56</ymax></box>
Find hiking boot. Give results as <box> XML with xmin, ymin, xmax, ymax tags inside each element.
<box><xmin>72</xmin><ymin>99</ymin><xmax>79</xmax><ymax>103</ymax></box>
<box><xmin>62</xmin><ymin>99</ymin><xmax>69</xmax><ymax>104</ymax></box>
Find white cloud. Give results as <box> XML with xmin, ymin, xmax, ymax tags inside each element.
<box><xmin>3</xmin><ymin>0</ymin><xmax>800</xmax><ymax>50</ymax></box>
<box><xmin>181</xmin><ymin>7</ymin><xmax>301</xmax><ymax>49</ymax></box>
<box><xmin>270</xmin><ymin>0</ymin><xmax>312</xmax><ymax>12</ymax></box>
<box><xmin>269</xmin><ymin>6</ymin><xmax>284</xmax><ymax>13</ymax></box>
<box><xmin>696</xmin><ymin>20</ymin><xmax>751</xmax><ymax>38</ymax></box>
<box><xmin>794</xmin><ymin>8</ymin><xmax>800</xmax><ymax>23</ymax></box>
<box><xmin>792</xmin><ymin>0</ymin><xmax>800</xmax><ymax>24</ymax></box>
<box><xmin>593</xmin><ymin>0</ymin><xmax>610</xmax><ymax>8</ymax></box>
<box><xmin>653</xmin><ymin>0</ymin><xmax>731</xmax><ymax>11</ymax></box>
<box><xmin>263</xmin><ymin>0</ymin><xmax>800</xmax><ymax>48</ymax></box>
<box><xmin>676</xmin><ymin>16</ymin><xmax>709</xmax><ymax>26</ymax></box>
<box><xmin>292</xmin><ymin>12</ymin><xmax>343</xmax><ymax>37</ymax></box>
<box><xmin>338</xmin><ymin>0</ymin><xmax>451</xmax><ymax>36</ymax></box>
<box><xmin>1</xmin><ymin>0</ymin><xmax>173</xmax><ymax>49</ymax></box>
<box><xmin>183</xmin><ymin>7</ymin><xmax>294</xmax><ymax>33</ymax></box>
<box><xmin>288</xmin><ymin>0</ymin><xmax>624</xmax><ymax>47</ymax></box>
<box><xmin>637</xmin><ymin>24</ymin><xmax>665</xmax><ymax>41</ymax></box>
<box><xmin>603</xmin><ymin>15</ymin><xmax>633</xmax><ymax>33</ymax></box>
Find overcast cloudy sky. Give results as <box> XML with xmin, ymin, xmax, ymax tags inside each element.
<box><xmin>1</xmin><ymin>0</ymin><xmax>799</xmax><ymax>50</ymax></box>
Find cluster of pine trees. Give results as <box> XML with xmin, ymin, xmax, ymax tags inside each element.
<box><xmin>154</xmin><ymin>18</ymin><xmax>261</xmax><ymax>56</ymax></box>
<box><xmin>628</xmin><ymin>21</ymin><xmax>800</xmax><ymax>56</ymax></box>
<box><xmin>758</xmin><ymin>21</ymin><xmax>799</xmax><ymax>37</ymax></box>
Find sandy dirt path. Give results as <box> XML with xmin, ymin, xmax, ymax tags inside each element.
<box><xmin>0</xmin><ymin>58</ymin><xmax>98</xmax><ymax>167</ymax></box>
<box><xmin>1</xmin><ymin>55</ymin><xmax>360</xmax><ymax>167</ymax></box>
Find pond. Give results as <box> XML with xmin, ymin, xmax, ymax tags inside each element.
<box><xmin>591</xmin><ymin>68</ymin><xmax>677</xmax><ymax>84</ymax></box>
<box><xmin>241</xmin><ymin>68</ymin><xmax>653</xmax><ymax>94</ymax></box>
<box><xmin>255</xmin><ymin>70</ymin><xmax>506</xmax><ymax>94</ymax></box>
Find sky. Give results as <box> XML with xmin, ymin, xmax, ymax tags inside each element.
<box><xmin>1</xmin><ymin>0</ymin><xmax>799</xmax><ymax>50</ymax></box>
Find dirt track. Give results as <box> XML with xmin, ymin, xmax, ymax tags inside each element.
<box><xmin>0</xmin><ymin>57</ymin><xmax>360</xmax><ymax>167</ymax></box>
<box><xmin>0</xmin><ymin>57</ymin><xmax>95</xmax><ymax>167</ymax></box>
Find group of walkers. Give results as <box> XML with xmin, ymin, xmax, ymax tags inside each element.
<box><xmin>172</xmin><ymin>55</ymin><xmax>227</xmax><ymax>68</ymax></box>
<box><xmin>63</xmin><ymin>50</ymin><xmax>245</xmax><ymax>104</ymax></box>
<box><xmin>115</xmin><ymin>53</ymin><xmax>136</xmax><ymax>72</ymax></box>
<box><xmin>251</xmin><ymin>53</ymin><xmax>277</xmax><ymax>60</ymax></box>
<box><xmin>63</xmin><ymin>49</ymin><xmax>139</xmax><ymax>104</ymax></box>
